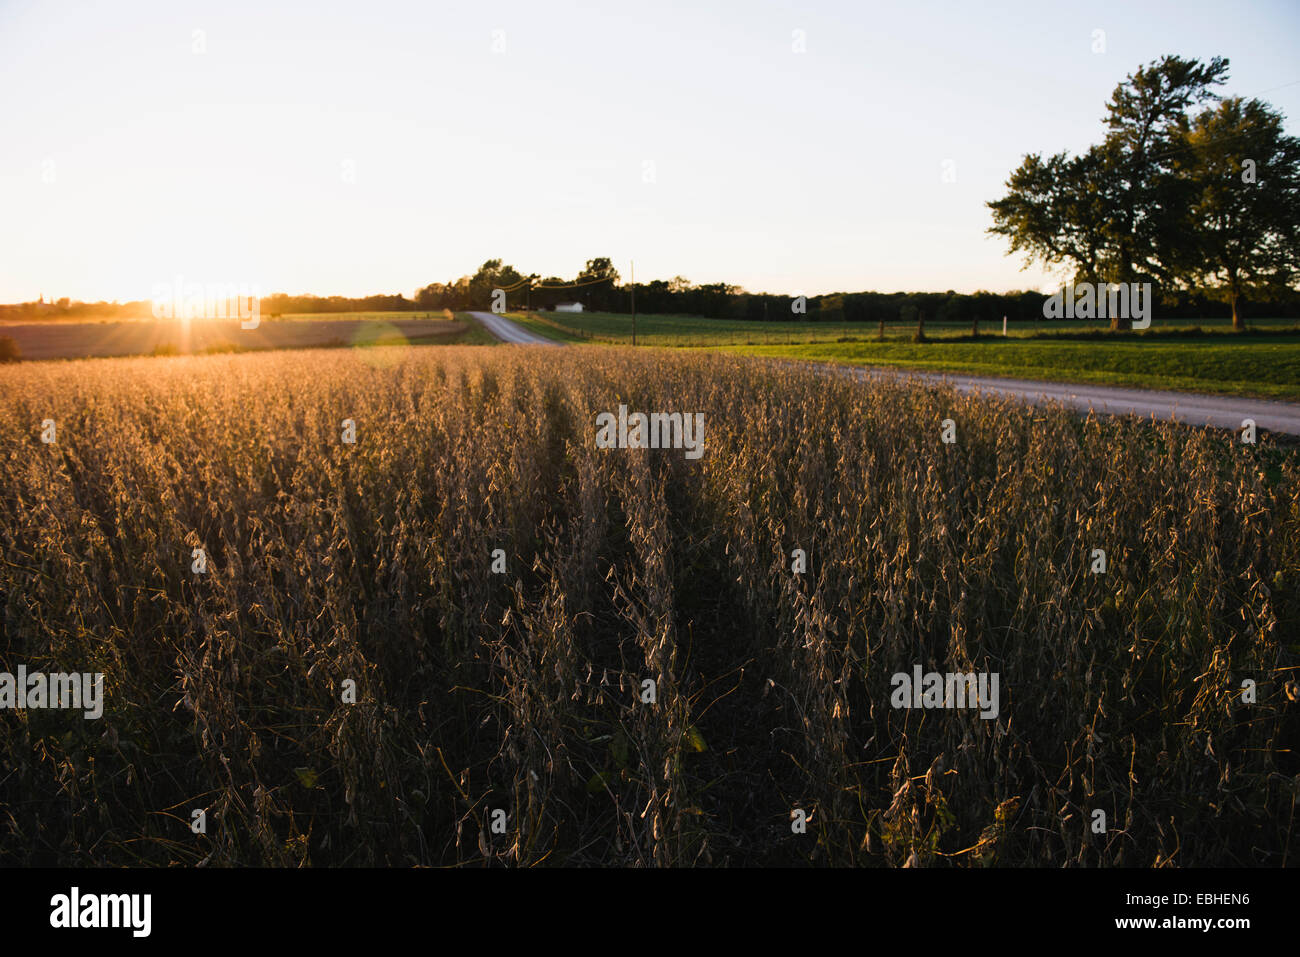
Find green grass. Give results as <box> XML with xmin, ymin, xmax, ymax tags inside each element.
<box><xmin>502</xmin><ymin>312</ymin><xmax>589</xmax><ymax>342</ymax></box>
<box><xmin>454</xmin><ymin>312</ymin><xmax>512</xmax><ymax>345</ymax></box>
<box><xmin>728</xmin><ymin>337</ymin><xmax>1300</xmax><ymax>401</ymax></box>
<box><xmin>521</xmin><ymin>309</ymin><xmax>1300</xmax><ymax>347</ymax></box>
<box><xmin>519</xmin><ymin>310</ymin><xmax>872</xmax><ymax>345</ymax></box>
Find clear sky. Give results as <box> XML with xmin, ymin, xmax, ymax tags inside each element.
<box><xmin>1</xmin><ymin>0</ymin><xmax>1297</xmax><ymax>303</ymax></box>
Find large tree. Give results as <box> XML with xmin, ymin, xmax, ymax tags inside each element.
<box><xmin>469</xmin><ymin>258</ymin><xmax>525</xmax><ymax>310</ymax></box>
<box><xmin>989</xmin><ymin>55</ymin><xmax>1229</xmax><ymax>329</ymax></box>
<box><xmin>1173</xmin><ymin>96</ymin><xmax>1300</xmax><ymax>329</ymax></box>
<box><xmin>1100</xmin><ymin>55</ymin><xmax>1230</xmax><ymax>292</ymax></box>
<box><xmin>576</xmin><ymin>257</ymin><xmax>620</xmax><ymax>310</ymax></box>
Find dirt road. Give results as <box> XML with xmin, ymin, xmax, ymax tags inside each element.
<box><xmin>470</xmin><ymin>311</ymin><xmax>560</xmax><ymax>346</ymax></box>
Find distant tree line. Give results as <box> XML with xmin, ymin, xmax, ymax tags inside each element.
<box><xmin>805</xmin><ymin>287</ymin><xmax>1300</xmax><ymax>324</ymax></box>
<box><xmin>258</xmin><ymin>293</ymin><xmax>418</xmax><ymax>314</ymax></box>
<box><xmin>6</xmin><ymin>278</ymin><xmax>1297</xmax><ymax>326</ymax></box>
<box><xmin>0</xmin><ymin>293</ymin><xmax>425</xmax><ymax>321</ymax></box>
<box><xmin>407</xmin><ymin>256</ymin><xmax>1300</xmax><ymax>323</ymax></box>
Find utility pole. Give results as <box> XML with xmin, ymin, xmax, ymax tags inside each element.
<box><xmin>630</xmin><ymin>259</ymin><xmax>636</xmax><ymax>347</ymax></box>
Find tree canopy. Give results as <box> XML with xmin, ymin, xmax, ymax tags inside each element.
<box><xmin>989</xmin><ymin>54</ymin><xmax>1300</xmax><ymax>329</ymax></box>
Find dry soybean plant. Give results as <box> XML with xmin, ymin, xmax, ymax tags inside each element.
<box><xmin>0</xmin><ymin>345</ymin><xmax>1297</xmax><ymax>866</ymax></box>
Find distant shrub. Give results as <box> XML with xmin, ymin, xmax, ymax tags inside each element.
<box><xmin>151</xmin><ymin>343</ymin><xmax>179</xmax><ymax>356</ymax></box>
<box><xmin>0</xmin><ymin>335</ymin><xmax>19</xmax><ymax>363</ymax></box>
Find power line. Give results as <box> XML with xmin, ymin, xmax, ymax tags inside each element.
<box><xmin>531</xmin><ymin>275</ymin><xmax>621</xmax><ymax>290</ymax></box>
<box><xmin>1143</xmin><ymin>78</ymin><xmax>1300</xmax><ymax>164</ymax></box>
<box><xmin>1245</xmin><ymin>78</ymin><xmax>1300</xmax><ymax>99</ymax></box>
<box><xmin>492</xmin><ymin>273</ymin><xmax>621</xmax><ymax>294</ymax></box>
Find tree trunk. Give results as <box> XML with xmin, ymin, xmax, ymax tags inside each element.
<box><xmin>1111</xmin><ymin>259</ymin><xmax>1133</xmax><ymax>331</ymax></box>
<box><xmin>972</xmin><ymin>315</ymin><xmax>979</xmax><ymax>338</ymax></box>
<box><xmin>914</xmin><ymin>309</ymin><xmax>927</xmax><ymax>342</ymax></box>
<box><xmin>1109</xmin><ymin>285</ymin><xmax>1134</xmax><ymax>331</ymax></box>
<box><xmin>1229</xmin><ymin>271</ymin><xmax>1244</xmax><ymax>331</ymax></box>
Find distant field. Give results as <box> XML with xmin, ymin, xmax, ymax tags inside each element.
<box><xmin>515</xmin><ymin>310</ymin><xmax>1300</xmax><ymax>347</ymax></box>
<box><xmin>0</xmin><ymin>309</ymin><xmax>457</xmax><ymax>326</ymax></box>
<box><xmin>0</xmin><ymin>314</ymin><xmax>475</xmax><ymax>361</ymax></box>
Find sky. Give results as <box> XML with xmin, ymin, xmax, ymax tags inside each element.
<box><xmin>1</xmin><ymin>0</ymin><xmax>1297</xmax><ymax>303</ymax></box>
